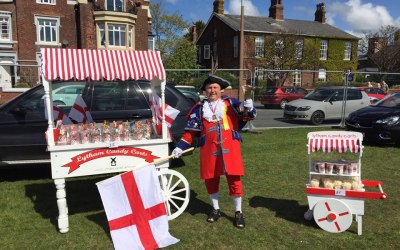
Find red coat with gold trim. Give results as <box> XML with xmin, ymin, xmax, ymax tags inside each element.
<box><xmin>177</xmin><ymin>97</ymin><xmax>256</xmax><ymax>179</ymax></box>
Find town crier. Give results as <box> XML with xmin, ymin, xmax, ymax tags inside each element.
<box><xmin>172</xmin><ymin>74</ymin><xmax>256</xmax><ymax>228</ymax></box>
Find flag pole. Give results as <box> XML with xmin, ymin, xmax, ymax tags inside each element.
<box><xmin>96</xmin><ymin>147</ymin><xmax>194</xmax><ymax>184</ymax></box>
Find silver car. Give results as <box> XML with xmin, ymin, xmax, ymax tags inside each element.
<box><xmin>284</xmin><ymin>86</ymin><xmax>370</xmax><ymax>125</ymax></box>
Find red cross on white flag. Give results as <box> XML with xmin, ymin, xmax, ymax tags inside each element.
<box><xmin>149</xmin><ymin>92</ymin><xmax>180</xmax><ymax>136</ymax></box>
<box><xmin>68</xmin><ymin>95</ymin><xmax>93</xmax><ymax>123</ymax></box>
<box><xmin>96</xmin><ymin>165</ymin><xmax>179</xmax><ymax>250</ymax></box>
<box><xmin>44</xmin><ymin>101</ymin><xmax>72</xmax><ymax>125</ymax></box>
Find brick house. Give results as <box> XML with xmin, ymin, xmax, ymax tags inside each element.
<box><xmin>196</xmin><ymin>0</ymin><xmax>359</xmax><ymax>87</ymax></box>
<box><xmin>0</xmin><ymin>0</ymin><xmax>154</xmax><ymax>89</ymax></box>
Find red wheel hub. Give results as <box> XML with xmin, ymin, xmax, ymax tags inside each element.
<box><xmin>327</xmin><ymin>213</ymin><xmax>337</xmax><ymax>221</ymax></box>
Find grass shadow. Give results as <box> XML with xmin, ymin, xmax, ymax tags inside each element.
<box><xmin>249</xmin><ymin>196</ymin><xmax>317</xmax><ymax>228</ymax></box>
<box><xmin>25</xmin><ymin>176</ymin><xmax>106</xmax><ymax>230</ymax></box>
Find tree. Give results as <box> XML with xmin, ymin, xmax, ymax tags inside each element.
<box><xmin>359</xmin><ymin>25</ymin><xmax>400</xmax><ymax>77</ymax></box>
<box><xmin>150</xmin><ymin>0</ymin><xmax>200</xmax><ymax>84</ymax></box>
<box><xmin>262</xmin><ymin>33</ymin><xmax>322</xmax><ymax>86</ymax></box>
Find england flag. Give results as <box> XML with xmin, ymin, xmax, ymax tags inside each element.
<box><xmin>68</xmin><ymin>95</ymin><xmax>93</xmax><ymax>123</ymax></box>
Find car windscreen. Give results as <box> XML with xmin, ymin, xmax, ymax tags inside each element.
<box><xmin>265</xmin><ymin>87</ymin><xmax>277</xmax><ymax>94</ymax></box>
<box><xmin>303</xmin><ymin>89</ymin><xmax>335</xmax><ymax>101</ymax></box>
<box><xmin>375</xmin><ymin>93</ymin><xmax>400</xmax><ymax>108</ymax></box>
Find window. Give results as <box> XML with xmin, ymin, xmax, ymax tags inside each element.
<box><xmin>0</xmin><ymin>12</ymin><xmax>11</xmax><ymax>42</ymax></box>
<box><xmin>37</xmin><ymin>0</ymin><xmax>56</xmax><ymax>5</ymax></box>
<box><xmin>204</xmin><ymin>45</ymin><xmax>210</xmax><ymax>60</ymax></box>
<box><xmin>295</xmin><ymin>39</ymin><xmax>303</xmax><ymax>59</ymax></box>
<box><xmin>98</xmin><ymin>23</ymin><xmax>133</xmax><ymax>49</ymax></box>
<box><xmin>255</xmin><ymin>36</ymin><xmax>264</xmax><ymax>57</ymax></box>
<box><xmin>293</xmin><ymin>70</ymin><xmax>301</xmax><ymax>86</ymax></box>
<box><xmin>107</xmin><ymin>0</ymin><xmax>124</xmax><ymax>12</ymax></box>
<box><xmin>35</xmin><ymin>16</ymin><xmax>60</xmax><ymax>45</ymax></box>
<box><xmin>108</xmin><ymin>24</ymin><xmax>126</xmax><ymax>47</ymax></box>
<box><xmin>344</xmin><ymin>41</ymin><xmax>352</xmax><ymax>60</ymax></box>
<box><xmin>255</xmin><ymin>67</ymin><xmax>265</xmax><ymax>80</ymax></box>
<box><xmin>233</xmin><ymin>36</ymin><xmax>238</xmax><ymax>58</ymax></box>
<box><xmin>275</xmin><ymin>39</ymin><xmax>284</xmax><ymax>58</ymax></box>
<box><xmin>320</xmin><ymin>40</ymin><xmax>328</xmax><ymax>60</ymax></box>
<box><xmin>318</xmin><ymin>68</ymin><xmax>326</xmax><ymax>82</ymax></box>
<box><xmin>148</xmin><ymin>35</ymin><xmax>154</xmax><ymax>51</ymax></box>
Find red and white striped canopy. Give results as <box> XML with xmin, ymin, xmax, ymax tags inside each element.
<box><xmin>40</xmin><ymin>48</ymin><xmax>165</xmax><ymax>81</ymax></box>
<box><xmin>307</xmin><ymin>131</ymin><xmax>363</xmax><ymax>154</ymax></box>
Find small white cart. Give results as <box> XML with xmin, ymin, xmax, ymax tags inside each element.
<box><xmin>303</xmin><ymin>131</ymin><xmax>387</xmax><ymax>235</ymax></box>
<box><xmin>41</xmin><ymin>48</ymin><xmax>190</xmax><ymax>233</ymax></box>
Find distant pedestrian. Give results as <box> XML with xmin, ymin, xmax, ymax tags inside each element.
<box><xmin>377</xmin><ymin>82</ymin><xmax>381</xmax><ymax>89</ymax></box>
<box><xmin>381</xmin><ymin>80</ymin><xmax>389</xmax><ymax>94</ymax></box>
<box><xmin>367</xmin><ymin>81</ymin><xmax>372</xmax><ymax>87</ymax></box>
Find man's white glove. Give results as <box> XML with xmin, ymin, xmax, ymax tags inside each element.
<box><xmin>243</xmin><ymin>99</ymin><xmax>254</xmax><ymax>111</ymax></box>
<box><xmin>172</xmin><ymin>147</ymin><xmax>183</xmax><ymax>158</ymax></box>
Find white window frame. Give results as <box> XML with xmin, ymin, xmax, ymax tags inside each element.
<box><xmin>204</xmin><ymin>45</ymin><xmax>210</xmax><ymax>60</ymax></box>
<box><xmin>275</xmin><ymin>39</ymin><xmax>284</xmax><ymax>58</ymax></box>
<box><xmin>318</xmin><ymin>68</ymin><xmax>326</xmax><ymax>82</ymax></box>
<box><xmin>233</xmin><ymin>35</ymin><xmax>238</xmax><ymax>58</ymax></box>
<box><xmin>0</xmin><ymin>12</ymin><xmax>12</xmax><ymax>43</ymax></box>
<box><xmin>36</xmin><ymin>0</ymin><xmax>56</xmax><ymax>5</ymax></box>
<box><xmin>344</xmin><ymin>41</ymin><xmax>352</xmax><ymax>60</ymax></box>
<box><xmin>255</xmin><ymin>36</ymin><xmax>264</xmax><ymax>57</ymax></box>
<box><xmin>107</xmin><ymin>0</ymin><xmax>124</xmax><ymax>12</ymax></box>
<box><xmin>293</xmin><ymin>69</ymin><xmax>302</xmax><ymax>86</ymax></box>
<box><xmin>295</xmin><ymin>39</ymin><xmax>303</xmax><ymax>59</ymax></box>
<box><xmin>255</xmin><ymin>67</ymin><xmax>265</xmax><ymax>80</ymax></box>
<box><xmin>320</xmin><ymin>40</ymin><xmax>328</xmax><ymax>60</ymax></box>
<box><xmin>108</xmin><ymin>24</ymin><xmax>126</xmax><ymax>47</ymax></box>
<box><xmin>34</xmin><ymin>16</ymin><xmax>60</xmax><ymax>45</ymax></box>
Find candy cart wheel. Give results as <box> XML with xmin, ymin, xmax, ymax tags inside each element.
<box><xmin>313</xmin><ymin>198</ymin><xmax>352</xmax><ymax>233</ymax></box>
<box><xmin>157</xmin><ymin>169</ymin><xmax>190</xmax><ymax>220</ymax></box>
<box><xmin>304</xmin><ymin>209</ymin><xmax>313</xmax><ymax>221</ymax></box>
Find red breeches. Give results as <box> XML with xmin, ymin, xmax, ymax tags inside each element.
<box><xmin>204</xmin><ymin>175</ymin><xmax>243</xmax><ymax>196</ymax></box>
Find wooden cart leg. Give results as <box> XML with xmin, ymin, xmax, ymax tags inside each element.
<box><xmin>54</xmin><ymin>178</ymin><xmax>69</xmax><ymax>233</ymax></box>
<box><xmin>357</xmin><ymin>215</ymin><xmax>362</xmax><ymax>236</ymax></box>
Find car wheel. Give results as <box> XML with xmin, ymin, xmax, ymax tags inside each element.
<box><xmin>280</xmin><ymin>99</ymin><xmax>288</xmax><ymax>109</ymax></box>
<box><xmin>310</xmin><ymin>111</ymin><xmax>325</xmax><ymax>125</ymax></box>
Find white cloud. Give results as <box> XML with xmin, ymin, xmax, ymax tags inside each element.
<box><xmin>228</xmin><ymin>0</ymin><xmax>260</xmax><ymax>16</ymax></box>
<box><xmin>165</xmin><ymin>0</ymin><xmax>178</xmax><ymax>4</ymax></box>
<box><xmin>330</xmin><ymin>0</ymin><xmax>396</xmax><ymax>33</ymax></box>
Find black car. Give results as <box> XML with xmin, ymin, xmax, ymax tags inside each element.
<box><xmin>0</xmin><ymin>80</ymin><xmax>193</xmax><ymax>165</ymax></box>
<box><xmin>346</xmin><ymin>92</ymin><xmax>400</xmax><ymax>146</ymax></box>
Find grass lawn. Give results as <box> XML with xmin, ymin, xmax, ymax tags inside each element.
<box><xmin>1</xmin><ymin>127</ymin><xmax>399</xmax><ymax>249</ymax></box>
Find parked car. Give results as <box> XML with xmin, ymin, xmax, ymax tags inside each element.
<box><xmin>359</xmin><ymin>87</ymin><xmax>387</xmax><ymax>104</ymax></box>
<box><xmin>174</xmin><ymin>85</ymin><xmax>206</xmax><ymax>103</ymax></box>
<box><xmin>0</xmin><ymin>80</ymin><xmax>193</xmax><ymax>165</ymax></box>
<box><xmin>284</xmin><ymin>86</ymin><xmax>370</xmax><ymax>125</ymax></box>
<box><xmin>346</xmin><ymin>92</ymin><xmax>400</xmax><ymax>146</ymax></box>
<box><xmin>260</xmin><ymin>86</ymin><xmax>308</xmax><ymax>109</ymax></box>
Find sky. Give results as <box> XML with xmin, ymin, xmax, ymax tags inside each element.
<box><xmin>163</xmin><ymin>0</ymin><xmax>400</xmax><ymax>36</ymax></box>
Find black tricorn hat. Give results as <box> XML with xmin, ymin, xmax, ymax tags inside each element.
<box><xmin>201</xmin><ymin>74</ymin><xmax>231</xmax><ymax>91</ymax></box>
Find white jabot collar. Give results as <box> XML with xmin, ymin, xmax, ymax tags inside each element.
<box><xmin>203</xmin><ymin>99</ymin><xmax>225</xmax><ymax>122</ymax></box>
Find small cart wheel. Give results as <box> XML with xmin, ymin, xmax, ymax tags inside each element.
<box><xmin>157</xmin><ymin>169</ymin><xmax>190</xmax><ymax>220</ymax></box>
<box><xmin>313</xmin><ymin>198</ymin><xmax>352</xmax><ymax>233</ymax></box>
<box><xmin>304</xmin><ymin>209</ymin><xmax>313</xmax><ymax>221</ymax></box>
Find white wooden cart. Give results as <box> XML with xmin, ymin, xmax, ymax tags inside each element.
<box><xmin>303</xmin><ymin>131</ymin><xmax>387</xmax><ymax>235</ymax></box>
<box><xmin>41</xmin><ymin>48</ymin><xmax>190</xmax><ymax>233</ymax></box>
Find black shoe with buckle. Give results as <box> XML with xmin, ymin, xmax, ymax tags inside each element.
<box><xmin>207</xmin><ymin>209</ymin><xmax>221</xmax><ymax>223</ymax></box>
<box><xmin>234</xmin><ymin>211</ymin><xmax>245</xmax><ymax>228</ymax></box>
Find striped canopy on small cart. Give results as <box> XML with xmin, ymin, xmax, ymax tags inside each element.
<box><xmin>307</xmin><ymin>131</ymin><xmax>363</xmax><ymax>154</ymax></box>
<box><xmin>40</xmin><ymin>48</ymin><xmax>165</xmax><ymax>81</ymax></box>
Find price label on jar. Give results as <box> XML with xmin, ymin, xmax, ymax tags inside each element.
<box><xmin>335</xmin><ymin>189</ymin><xmax>346</xmax><ymax>196</ymax></box>
<box><xmin>109</xmin><ymin>141</ymin><xmax>119</xmax><ymax>148</ymax></box>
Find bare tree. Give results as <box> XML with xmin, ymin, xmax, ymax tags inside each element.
<box><xmin>359</xmin><ymin>25</ymin><xmax>400</xmax><ymax>76</ymax></box>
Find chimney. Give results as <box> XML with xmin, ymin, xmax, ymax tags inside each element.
<box><xmin>213</xmin><ymin>0</ymin><xmax>224</xmax><ymax>14</ymax></box>
<box><xmin>269</xmin><ymin>0</ymin><xmax>284</xmax><ymax>20</ymax></box>
<box><xmin>314</xmin><ymin>3</ymin><xmax>326</xmax><ymax>23</ymax></box>
<box><xmin>190</xmin><ymin>26</ymin><xmax>198</xmax><ymax>44</ymax></box>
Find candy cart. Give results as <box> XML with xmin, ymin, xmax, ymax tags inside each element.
<box><xmin>303</xmin><ymin>131</ymin><xmax>387</xmax><ymax>235</ymax></box>
<box><xmin>41</xmin><ymin>48</ymin><xmax>190</xmax><ymax>233</ymax></box>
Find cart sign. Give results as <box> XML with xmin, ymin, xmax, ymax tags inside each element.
<box><xmin>307</xmin><ymin>131</ymin><xmax>363</xmax><ymax>154</ymax></box>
